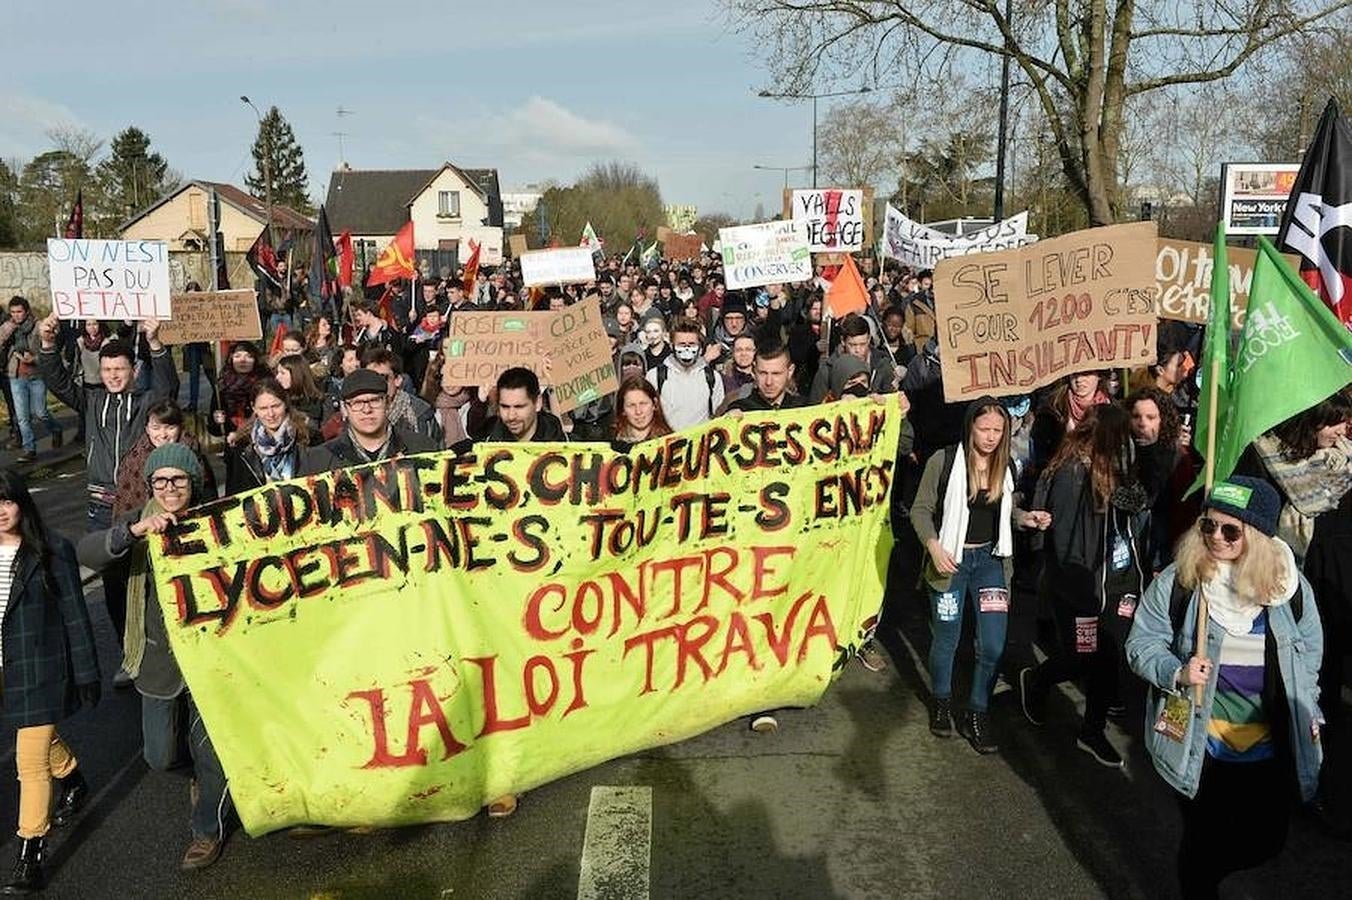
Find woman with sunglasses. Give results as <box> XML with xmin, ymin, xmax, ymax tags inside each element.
<box><xmin>1126</xmin><ymin>477</ymin><xmax>1323</xmax><ymax>898</ymax></box>
<box><xmin>0</xmin><ymin>469</ymin><xmax>100</xmax><ymax>893</ymax></box>
<box><xmin>79</xmin><ymin>445</ymin><xmax>233</xmax><ymax>870</ymax></box>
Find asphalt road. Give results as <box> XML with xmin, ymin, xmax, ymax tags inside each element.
<box><xmin>1</xmin><ymin>441</ymin><xmax>1349</xmax><ymax>899</ymax></box>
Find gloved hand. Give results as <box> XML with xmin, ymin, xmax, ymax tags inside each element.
<box><xmin>78</xmin><ymin>681</ymin><xmax>101</xmax><ymax>709</ymax></box>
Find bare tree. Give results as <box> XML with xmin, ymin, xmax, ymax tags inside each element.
<box><xmin>817</xmin><ymin>99</ymin><xmax>903</xmax><ymax>189</ymax></box>
<box><xmin>725</xmin><ymin>0</ymin><xmax>1350</xmax><ymax>224</ymax></box>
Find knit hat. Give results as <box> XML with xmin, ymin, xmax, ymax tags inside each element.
<box><xmin>721</xmin><ymin>295</ymin><xmax>749</xmax><ymax>317</ymax></box>
<box><xmin>829</xmin><ymin>355</ymin><xmax>870</xmax><ymax>397</ymax></box>
<box><xmin>143</xmin><ymin>443</ymin><xmax>203</xmax><ymax>491</ymax></box>
<box><xmin>1206</xmin><ymin>477</ymin><xmax>1281</xmax><ymax>537</ymax></box>
<box><xmin>341</xmin><ymin>369</ymin><xmax>388</xmax><ymax>400</ymax></box>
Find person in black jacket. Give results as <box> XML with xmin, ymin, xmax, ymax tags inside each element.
<box><xmin>465</xmin><ymin>367</ymin><xmax>567</xmax><ymax>448</ymax></box>
<box><xmin>724</xmin><ymin>342</ymin><xmax>810</xmax><ymax>414</ymax></box>
<box><xmin>0</xmin><ymin>468</ymin><xmax>100</xmax><ymax>893</ymax></box>
<box><xmin>312</xmin><ymin>369</ymin><xmax>437</xmax><ymax>469</ymax></box>
<box><xmin>223</xmin><ymin>379</ymin><xmax>326</xmax><ymax>495</ymax></box>
<box><xmin>1305</xmin><ymin>490</ymin><xmax>1352</xmax><ymax>836</ymax></box>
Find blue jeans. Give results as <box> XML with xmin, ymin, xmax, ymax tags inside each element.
<box><xmin>928</xmin><ymin>543</ymin><xmax>1009</xmax><ymax>711</ymax></box>
<box><xmin>11</xmin><ymin>374</ymin><xmax>60</xmax><ymax>452</ymax></box>
<box><xmin>142</xmin><ymin>692</ymin><xmax>231</xmax><ymax>840</ymax></box>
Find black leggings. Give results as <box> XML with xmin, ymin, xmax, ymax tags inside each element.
<box><xmin>1177</xmin><ymin>757</ymin><xmax>1290</xmax><ymax>899</ymax></box>
<box><xmin>1029</xmin><ymin>599</ymin><xmax>1122</xmax><ymax>734</ymax></box>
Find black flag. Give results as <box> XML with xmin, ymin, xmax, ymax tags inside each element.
<box><xmin>1275</xmin><ymin>98</ymin><xmax>1352</xmax><ymax>328</ymax></box>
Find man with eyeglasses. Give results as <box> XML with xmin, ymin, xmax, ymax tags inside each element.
<box><xmin>312</xmin><ymin>369</ymin><xmax>437</xmax><ymax>469</ymax></box>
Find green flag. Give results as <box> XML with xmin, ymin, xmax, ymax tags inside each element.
<box><xmin>1192</xmin><ymin>222</ymin><xmax>1231</xmax><ymax>490</ymax></box>
<box><xmin>1212</xmin><ymin>236</ymin><xmax>1352</xmax><ymax>484</ymax></box>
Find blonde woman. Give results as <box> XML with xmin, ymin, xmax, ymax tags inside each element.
<box><xmin>1126</xmin><ymin>477</ymin><xmax>1323</xmax><ymax>898</ymax></box>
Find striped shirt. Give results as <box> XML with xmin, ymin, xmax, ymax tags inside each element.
<box><xmin>0</xmin><ymin>544</ymin><xmax>18</xmax><ymax>668</ymax></box>
<box><xmin>1206</xmin><ymin>610</ymin><xmax>1273</xmax><ymax>763</ymax></box>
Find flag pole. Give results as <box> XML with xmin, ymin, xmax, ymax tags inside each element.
<box><xmin>1194</xmin><ymin>303</ymin><xmax>1223</xmax><ymax>706</ymax></box>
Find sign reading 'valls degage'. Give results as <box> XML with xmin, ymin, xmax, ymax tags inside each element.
<box><xmin>148</xmin><ymin>404</ymin><xmax>900</xmax><ymax>835</ymax></box>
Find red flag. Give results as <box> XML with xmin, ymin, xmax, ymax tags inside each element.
<box><xmin>366</xmin><ymin>221</ymin><xmax>416</xmax><ymax>287</ymax></box>
<box><xmin>335</xmin><ymin>230</ymin><xmax>354</xmax><ymax>288</ymax></box>
<box><xmin>247</xmin><ymin>227</ymin><xmax>285</xmax><ymax>290</ymax></box>
<box><xmin>1275</xmin><ymin>98</ymin><xmax>1352</xmax><ymax>327</ymax></box>
<box><xmin>461</xmin><ymin>239</ymin><xmax>481</xmax><ymax>295</ymax></box>
<box><xmin>375</xmin><ymin>286</ymin><xmax>398</xmax><ymax>328</ymax></box>
<box><xmin>63</xmin><ymin>190</ymin><xmax>83</xmax><ymax>239</ymax></box>
<box><xmin>269</xmin><ymin>321</ymin><xmax>289</xmax><ymax>357</ymax></box>
<box><xmin>824</xmin><ymin>255</ymin><xmax>868</xmax><ymax>318</ymax></box>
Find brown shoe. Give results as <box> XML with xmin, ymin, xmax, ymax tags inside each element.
<box><xmin>180</xmin><ymin>836</ymin><xmax>222</xmax><ymax>870</ymax></box>
<box><xmin>486</xmin><ymin>794</ymin><xmax>518</xmax><ymax>818</ymax></box>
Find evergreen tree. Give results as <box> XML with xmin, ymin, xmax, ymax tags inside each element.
<box><xmin>245</xmin><ymin>106</ymin><xmax>313</xmax><ymax>214</ymax></box>
<box><xmin>0</xmin><ymin>159</ymin><xmax>18</xmax><ymax>248</ymax></box>
<box><xmin>16</xmin><ymin>150</ymin><xmax>90</xmax><ymax>246</ymax></box>
<box><xmin>96</xmin><ymin>126</ymin><xmax>172</xmax><ymax>224</ymax></box>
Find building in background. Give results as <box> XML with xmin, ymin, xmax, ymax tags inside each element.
<box><xmin>326</xmin><ymin>162</ymin><xmax>505</xmax><ymax>276</ymax></box>
<box><xmin>502</xmin><ymin>184</ymin><xmax>545</xmax><ymax>230</ymax></box>
<box><xmin>120</xmin><ymin>180</ymin><xmax>313</xmax><ymax>251</ymax></box>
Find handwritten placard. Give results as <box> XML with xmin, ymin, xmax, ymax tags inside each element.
<box><xmin>519</xmin><ymin>248</ymin><xmax>597</xmax><ymax>287</ymax></box>
<box><xmin>443</xmin><ymin>309</ymin><xmax>552</xmax><ymax>385</ymax></box>
<box><xmin>720</xmin><ymin>220</ymin><xmax>813</xmax><ymax>289</ymax></box>
<box><xmin>546</xmin><ymin>296</ymin><xmax>617</xmax><ymax>413</ymax></box>
<box><xmin>788</xmin><ymin>189</ymin><xmax>865</xmax><ymax>252</ymax></box>
<box><xmin>1154</xmin><ymin>239</ymin><xmax>1302</xmax><ymax>331</ymax></box>
<box><xmin>47</xmin><ymin>239</ymin><xmax>171</xmax><ymax>320</ymax></box>
<box><xmin>933</xmin><ymin>222</ymin><xmax>1159</xmax><ymax>401</ymax></box>
<box><xmin>157</xmin><ymin>290</ymin><xmax>262</xmax><ymax>345</ymax></box>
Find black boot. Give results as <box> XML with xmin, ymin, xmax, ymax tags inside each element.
<box><xmin>1</xmin><ymin>837</ymin><xmax>45</xmax><ymax>895</ymax></box>
<box><xmin>957</xmin><ymin>709</ymin><xmax>1000</xmax><ymax>754</ymax></box>
<box><xmin>52</xmin><ymin>770</ymin><xmax>88</xmax><ymax>828</ymax></box>
<box><xmin>929</xmin><ymin>698</ymin><xmax>954</xmax><ymax>737</ymax></box>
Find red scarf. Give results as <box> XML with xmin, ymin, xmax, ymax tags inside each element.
<box><xmin>1067</xmin><ymin>389</ymin><xmax>1109</xmax><ymax>430</ymax></box>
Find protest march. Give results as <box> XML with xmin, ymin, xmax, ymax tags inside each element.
<box><xmin>3</xmin><ymin>12</ymin><xmax>1352</xmax><ymax>893</ymax></box>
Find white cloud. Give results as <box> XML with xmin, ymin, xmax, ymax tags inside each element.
<box><xmin>499</xmin><ymin>97</ymin><xmax>639</xmax><ymax>157</ymax></box>
<box><xmin>0</xmin><ymin>92</ymin><xmax>82</xmax><ymax>159</ymax></box>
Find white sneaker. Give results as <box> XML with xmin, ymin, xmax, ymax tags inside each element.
<box><xmin>750</xmin><ymin>714</ymin><xmax>779</xmax><ymax>734</ymax></box>
<box><xmin>113</xmin><ymin>669</ymin><xmax>133</xmax><ymax>689</ymax></box>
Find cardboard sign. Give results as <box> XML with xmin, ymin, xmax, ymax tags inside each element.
<box><xmin>508</xmin><ymin>234</ymin><xmax>529</xmax><ymax>258</ymax></box>
<box><xmin>786</xmin><ymin>189</ymin><xmax>865</xmax><ymax>252</ymax></box>
<box><xmin>720</xmin><ymin>220</ymin><xmax>813</xmax><ymax>289</ymax></box>
<box><xmin>443</xmin><ymin>309</ymin><xmax>553</xmax><ymax>385</ymax></box>
<box><xmin>1155</xmin><ymin>239</ymin><xmax>1302</xmax><ymax>331</ymax></box>
<box><xmin>157</xmin><ymin>290</ymin><xmax>262</xmax><ymax>345</ymax></box>
<box><xmin>519</xmin><ymin>247</ymin><xmax>597</xmax><ymax>287</ymax></box>
<box><xmin>546</xmin><ymin>296</ymin><xmax>617</xmax><ymax>413</ymax></box>
<box><xmin>933</xmin><ymin>222</ymin><xmax>1159</xmax><ymax>402</ymax></box>
<box><xmin>47</xmin><ymin>239</ymin><xmax>171</xmax><ymax>320</ymax></box>
<box><xmin>656</xmin><ymin>225</ymin><xmax>672</xmax><ymax>243</ymax></box>
<box><xmin>662</xmin><ymin>233</ymin><xmax>703</xmax><ymax>261</ymax></box>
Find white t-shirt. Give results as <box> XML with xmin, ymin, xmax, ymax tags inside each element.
<box><xmin>0</xmin><ymin>543</ymin><xmax>20</xmax><ymax>668</ymax></box>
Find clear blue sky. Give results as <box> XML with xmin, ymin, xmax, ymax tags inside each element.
<box><xmin>3</xmin><ymin>0</ymin><xmax>837</xmax><ymax>221</ymax></box>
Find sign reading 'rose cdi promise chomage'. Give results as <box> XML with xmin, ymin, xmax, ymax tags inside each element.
<box><xmin>933</xmin><ymin>221</ymin><xmax>1160</xmax><ymax>402</ymax></box>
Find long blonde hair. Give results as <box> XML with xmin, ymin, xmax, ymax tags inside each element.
<box><xmin>965</xmin><ymin>399</ymin><xmax>1011</xmax><ymax>502</ymax></box>
<box><xmin>1173</xmin><ymin>520</ymin><xmax>1291</xmax><ymax>604</ymax></box>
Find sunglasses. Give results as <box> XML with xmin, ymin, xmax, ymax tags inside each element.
<box><xmin>1198</xmin><ymin>517</ymin><xmax>1243</xmax><ymax>543</ymax></box>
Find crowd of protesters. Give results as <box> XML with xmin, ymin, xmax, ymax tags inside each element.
<box><xmin>0</xmin><ymin>242</ymin><xmax>1348</xmax><ymax>899</ymax></box>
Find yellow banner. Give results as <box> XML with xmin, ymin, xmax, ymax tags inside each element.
<box><xmin>149</xmin><ymin>402</ymin><xmax>900</xmax><ymax>834</ymax></box>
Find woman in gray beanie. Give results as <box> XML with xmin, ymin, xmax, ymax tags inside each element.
<box><xmin>78</xmin><ymin>444</ymin><xmax>232</xmax><ymax>871</ymax></box>
<box><xmin>1126</xmin><ymin>476</ymin><xmax>1323</xmax><ymax>898</ymax></box>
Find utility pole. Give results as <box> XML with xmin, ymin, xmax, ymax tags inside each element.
<box><xmin>241</xmin><ymin>96</ymin><xmax>274</xmax><ymax>229</ymax></box>
<box><xmin>993</xmin><ymin>0</ymin><xmax>1013</xmax><ymax>221</ymax></box>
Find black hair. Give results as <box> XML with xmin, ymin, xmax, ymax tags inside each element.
<box><xmin>754</xmin><ymin>340</ymin><xmax>792</xmax><ymax>364</ymax></box>
<box><xmin>9</xmin><ymin>296</ymin><xmax>30</xmax><ymax>312</ymax></box>
<box><xmin>98</xmin><ymin>339</ymin><xmax>136</xmax><ymax>365</ymax></box>
<box><xmin>0</xmin><ymin>468</ymin><xmax>53</xmax><ymax>589</ymax></box>
<box><xmin>146</xmin><ymin>399</ymin><xmax>185</xmax><ymax>428</ymax></box>
<box><xmin>496</xmin><ymin>366</ymin><xmax>540</xmax><ymax>400</ymax></box>
<box><xmin>360</xmin><ymin>345</ymin><xmax>402</xmax><ymax>375</ymax></box>
<box><xmin>1273</xmin><ymin>393</ymin><xmax>1352</xmax><ymax>461</ymax></box>
<box><xmin>839</xmin><ymin>314</ymin><xmax>872</xmax><ymax>339</ymax></box>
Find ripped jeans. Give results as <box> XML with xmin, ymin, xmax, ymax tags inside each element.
<box><xmin>928</xmin><ymin>543</ymin><xmax>1009</xmax><ymax>712</ymax></box>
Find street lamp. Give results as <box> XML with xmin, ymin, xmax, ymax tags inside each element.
<box><xmin>753</xmin><ymin>164</ymin><xmax>813</xmax><ymax>191</ymax></box>
<box><xmin>240</xmin><ymin>95</ymin><xmax>274</xmax><ymax>231</ymax></box>
<box><xmin>757</xmin><ymin>86</ymin><xmax>873</xmax><ymax>188</ymax></box>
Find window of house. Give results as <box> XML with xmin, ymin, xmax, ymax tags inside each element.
<box><xmin>438</xmin><ymin>191</ymin><xmax>461</xmax><ymax>218</ymax></box>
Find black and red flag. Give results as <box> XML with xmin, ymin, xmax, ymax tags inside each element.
<box><xmin>247</xmin><ymin>226</ymin><xmax>285</xmax><ymax>291</ymax></box>
<box><xmin>1275</xmin><ymin>98</ymin><xmax>1352</xmax><ymax>328</ymax></box>
<box><xmin>309</xmin><ymin>205</ymin><xmax>340</xmax><ymax>307</ymax></box>
<box><xmin>63</xmin><ymin>189</ymin><xmax>83</xmax><ymax>239</ymax></box>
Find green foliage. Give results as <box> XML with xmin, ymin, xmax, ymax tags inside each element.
<box><xmin>15</xmin><ymin>150</ymin><xmax>90</xmax><ymax>246</ymax></box>
<box><xmin>97</xmin><ymin>127</ymin><xmax>173</xmax><ymax>226</ymax></box>
<box><xmin>519</xmin><ymin>162</ymin><xmax>663</xmax><ymax>249</ymax></box>
<box><xmin>0</xmin><ymin>160</ymin><xmax>18</xmax><ymax>247</ymax></box>
<box><xmin>245</xmin><ymin>106</ymin><xmax>313</xmax><ymax>215</ymax></box>
<box><xmin>893</xmin><ymin>130</ymin><xmax>993</xmax><ymax>222</ymax></box>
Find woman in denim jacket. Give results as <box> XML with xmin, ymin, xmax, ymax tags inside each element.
<box><xmin>1126</xmin><ymin>477</ymin><xmax>1323</xmax><ymax>899</ymax></box>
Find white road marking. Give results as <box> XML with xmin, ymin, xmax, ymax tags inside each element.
<box><xmin>577</xmin><ymin>785</ymin><xmax>651</xmax><ymax>900</ymax></box>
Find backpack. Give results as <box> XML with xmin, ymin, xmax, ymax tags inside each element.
<box><xmin>656</xmin><ymin>362</ymin><xmax>718</xmax><ymax>418</ymax></box>
<box><xmin>1167</xmin><ymin>575</ymin><xmax>1303</xmax><ymax>634</ymax></box>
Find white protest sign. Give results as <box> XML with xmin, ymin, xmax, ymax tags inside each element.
<box><xmin>882</xmin><ymin>207</ymin><xmax>1036</xmax><ymax>267</ymax></box>
<box><xmin>47</xmin><ymin>239</ymin><xmax>172</xmax><ymax>320</ymax></box>
<box><xmin>790</xmin><ymin>189</ymin><xmax>865</xmax><ymax>251</ymax></box>
<box><xmin>719</xmin><ymin>220</ymin><xmax>813</xmax><ymax>289</ymax></box>
<box><xmin>519</xmin><ymin>247</ymin><xmax>597</xmax><ymax>287</ymax></box>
